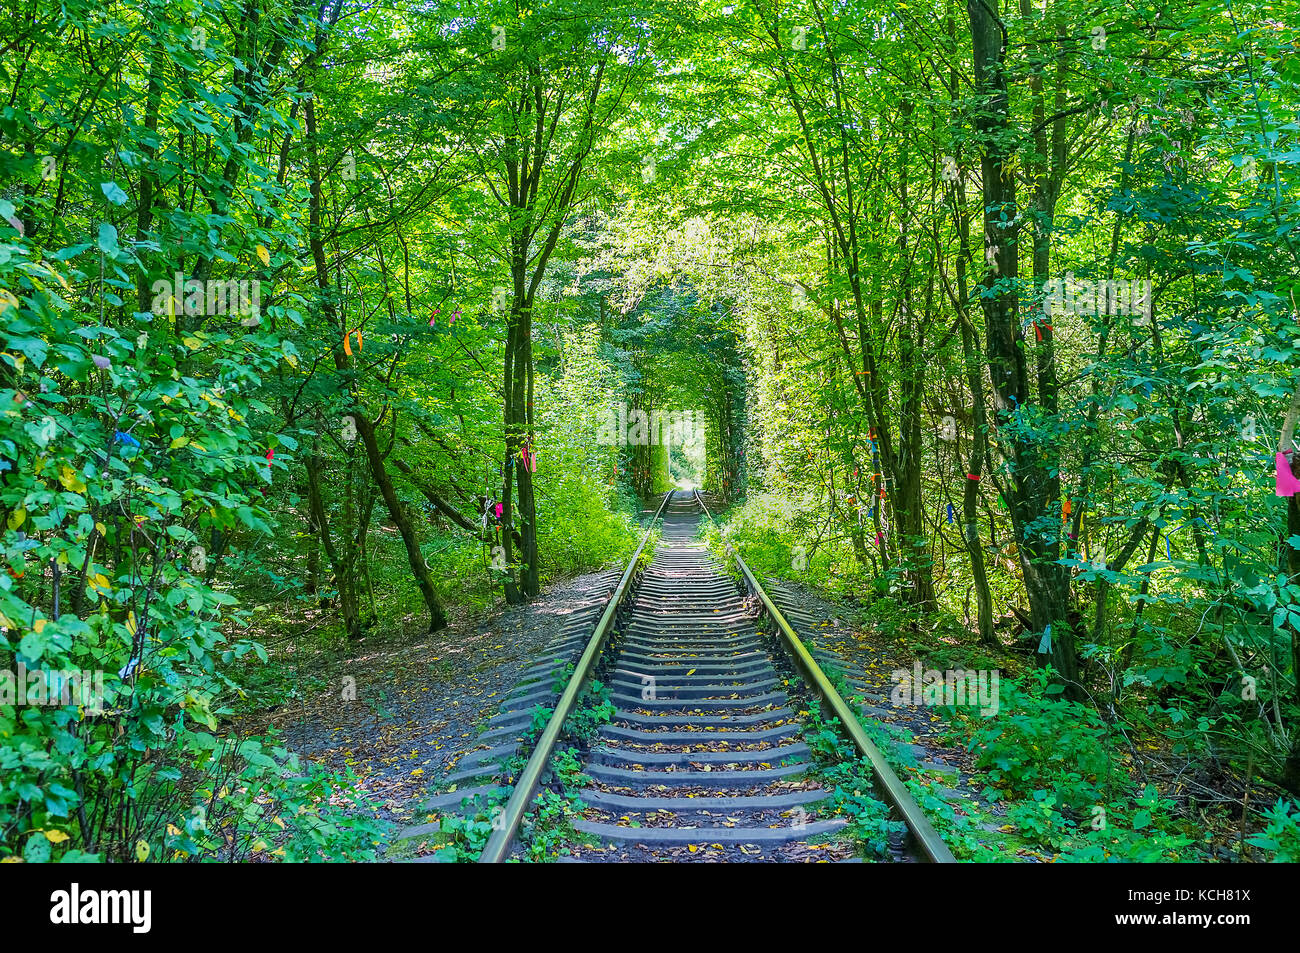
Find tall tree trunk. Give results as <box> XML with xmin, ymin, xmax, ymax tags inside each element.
<box><xmin>968</xmin><ymin>0</ymin><xmax>1080</xmax><ymax>696</ymax></box>
<box><xmin>516</xmin><ymin>299</ymin><xmax>539</xmax><ymax>597</ymax></box>
<box><xmin>894</xmin><ymin>99</ymin><xmax>935</xmax><ymax>610</ymax></box>
<box><xmin>944</xmin><ymin>1</ymin><xmax>996</xmax><ymax>646</ymax></box>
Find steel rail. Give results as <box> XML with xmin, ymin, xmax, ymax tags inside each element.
<box><xmin>477</xmin><ymin>490</ymin><xmax>672</xmax><ymax>863</ymax></box>
<box><xmin>693</xmin><ymin>490</ymin><xmax>957</xmax><ymax>864</ymax></box>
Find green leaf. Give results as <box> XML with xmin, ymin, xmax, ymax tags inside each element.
<box><xmin>23</xmin><ymin>832</ymin><xmax>51</xmax><ymax>864</ymax></box>
<box><xmin>100</xmin><ymin>181</ymin><xmax>129</xmax><ymax>205</ymax></box>
<box><xmin>96</xmin><ymin>223</ymin><xmax>119</xmax><ymax>254</ymax></box>
<box><xmin>18</xmin><ymin>631</ymin><xmax>47</xmax><ymax>661</ymax></box>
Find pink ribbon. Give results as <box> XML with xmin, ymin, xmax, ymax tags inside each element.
<box><xmin>1276</xmin><ymin>451</ymin><xmax>1300</xmax><ymax>496</ymax></box>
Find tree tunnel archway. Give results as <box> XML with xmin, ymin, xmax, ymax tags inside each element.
<box><xmin>600</xmin><ymin>282</ymin><xmax>747</xmax><ymax>503</ymax></box>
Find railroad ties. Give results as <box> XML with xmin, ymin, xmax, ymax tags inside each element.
<box><xmin>563</xmin><ymin>493</ymin><xmax>848</xmax><ymax>860</ymax></box>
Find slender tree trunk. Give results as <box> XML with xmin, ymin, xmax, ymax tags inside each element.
<box><xmin>515</xmin><ymin>299</ymin><xmax>539</xmax><ymax>598</ymax></box>
<box><xmin>354</xmin><ymin>412</ymin><xmax>447</xmax><ymax>631</ymax></box>
<box><xmin>306</xmin><ymin>453</ymin><xmax>363</xmax><ymax>639</ymax></box>
<box><xmin>305</xmin><ymin>503</ymin><xmax>321</xmax><ymax>599</ymax></box>
<box><xmin>355</xmin><ymin>482</ymin><xmax>378</xmax><ymax>626</ymax></box>
<box><xmin>944</xmin><ymin>3</ymin><xmax>996</xmax><ymax>645</ymax></box>
<box><xmin>134</xmin><ymin>40</ymin><xmax>165</xmax><ymax>312</ymax></box>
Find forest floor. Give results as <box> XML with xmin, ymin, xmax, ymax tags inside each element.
<box><xmin>227</xmin><ymin>569</ymin><xmax>620</xmax><ymax>830</ymax></box>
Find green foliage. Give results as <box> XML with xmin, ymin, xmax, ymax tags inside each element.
<box><xmin>550</xmin><ymin>746</ymin><xmax>591</xmax><ymax>789</ymax></box>
<box><xmin>563</xmin><ymin>679</ymin><xmax>616</xmax><ymax>744</ymax></box>
<box><xmin>526</xmin><ymin>705</ymin><xmax>554</xmax><ymax>745</ymax></box>
<box><xmin>429</xmin><ymin>792</ymin><xmax>510</xmax><ymax>864</ymax></box>
<box><xmin>946</xmin><ymin>669</ymin><xmax>1113</xmax><ymax>812</ymax></box>
<box><xmin>1248</xmin><ymin>799</ymin><xmax>1300</xmax><ymax>862</ymax></box>
<box><xmin>518</xmin><ymin>787</ymin><xmax>588</xmax><ymax>863</ymax></box>
<box><xmin>536</xmin><ymin>474</ymin><xmax>642</xmax><ymax>579</ymax></box>
<box><xmin>802</xmin><ymin>698</ymin><xmax>903</xmax><ymax>859</ymax></box>
<box><xmin>518</xmin><ymin>746</ymin><xmax>590</xmax><ymax>862</ymax></box>
<box><xmin>4</xmin><ymin>0</ymin><xmax>1300</xmax><ymax>867</ymax></box>
<box><xmin>179</xmin><ymin>739</ymin><xmax>390</xmax><ymax>863</ymax></box>
<box><xmin>1050</xmin><ymin>785</ymin><xmax>1200</xmax><ymax>863</ymax></box>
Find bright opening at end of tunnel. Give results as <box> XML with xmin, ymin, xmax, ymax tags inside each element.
<box><xmin>670</xmin><ymin>416</ymin><xmax>706</xmax><ymax>490</ymax></box>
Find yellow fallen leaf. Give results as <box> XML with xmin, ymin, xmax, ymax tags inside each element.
<box><xmin>170</xmin><ymin>436</ymin><xmax>189</xmax><ymax>449</ymax></box>
<box><xmin>89</xmin><ymin>572</ymin><xmax>111</xmax><ymax>593</ymax></box>
<box><xmin>6</xmin><ymin>509</ymin><xmax>24</xmax><ymax>530</ymax></box>
<box><xmin>33</xmin><ymin>619</ymin><xmax>47</xmax><ymax>633</ymax></box>
<box><xmin>166</xmin><ymin>824</ymin><xmax>181</xmax><ymax>837</ymax></box>
<box><xmin>256</xmin><ymin>244</ymin><xmax>270</xmax><ymax>266</ymax></box>
<box><xmin>135</xmin><ymin>840</ymin><xmax>149</xmax><ymax>862</ymax></box>
<box><xmin>58</xmin><ymin>465</ymin><xmax>87</xmax><ymax>494</ymax></box>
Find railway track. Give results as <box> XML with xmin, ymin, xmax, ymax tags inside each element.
<box><xmin>558</xmin><ymin>492</ymin><xmax>846</xmax><ymax>861</ymax></box>
<box><xmin>409</xmin><ymin>490</ymin><xmax>954</xmax><ymax>863</ymax></box>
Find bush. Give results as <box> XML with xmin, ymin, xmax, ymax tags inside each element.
<box><xmin>948</xmin><ymin>668</ymin><xmax>1113</xmax><ymax>812</ymax></box>
<box><xmin>1248</xmin><ymin>799</ymin><xmax>1300</xmax><ymax>862</ymax></box>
